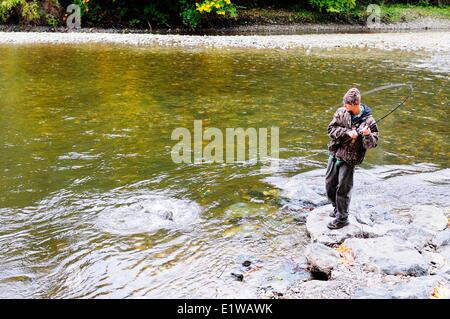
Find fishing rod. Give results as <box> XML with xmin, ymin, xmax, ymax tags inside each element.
<box><xmin>337</xmin><ymin>83</ymin><xmax>413</xmax><ymax>140</ymax></box>
<box><xmin>361</xmin><ymin>83</ymin><xmax>414</xmax><ymax>127</ymax></box>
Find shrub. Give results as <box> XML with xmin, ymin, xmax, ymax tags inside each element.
<box><xmin>308</xmin><ymin>0</ymin><xmax>357</xmax><ymax>13</ymax></box>
<box><xmin>0</xmin><ymin>0</ymin><xmax>62</xmax><ymax>25</ymax></box>
<box><xmin>181</xmin><ymin>0</ymin><xmax>237</xmax><ymax>29</ymax></box>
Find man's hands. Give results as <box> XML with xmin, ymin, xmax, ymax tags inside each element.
<box><xmin>347</xmin><ymin>130</ymin><xmax>358</xmax><ymax>139</ymax></box>
<box><xmin>361</xmin><ymin>125</ymin><xmax>371</xmax><ymax>136</ymax></box>
<box><xmin>347</xmin><ymin>126</ymin><xmax>371</xmax><ymax>139</ymax></box>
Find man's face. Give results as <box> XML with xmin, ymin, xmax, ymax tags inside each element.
<box><xmin>344</xmin><ymin>103</ymin><xmax>360</xmax><ymax>114</ymax></box>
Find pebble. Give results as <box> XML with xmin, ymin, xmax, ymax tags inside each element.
<box><xmin>0</xmin><ymin>31</ymin><xmax>448</xmax><ymax>53</ymax></box>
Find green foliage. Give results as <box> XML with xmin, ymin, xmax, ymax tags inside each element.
<box><xmin>143</xmin><ymin>3</ymin><xmax>169</xmax><ymax>27</ymax></box>
<box><xmin>21</xmin><ymin>0</ymin><xmax>41</xmax><ymax>23</ymax></box>
<box><xmin>0</xmin><ymin>0</ymin><xmax>49</xmax><ymax>24</ymax></box>
<box><xmin>45</xmin><ymin>13</ymin><xmax>58</xmax><ymax>27</ymax></box>
<box><xmin>0</xmin><ymin>1</ymin><xmax>448</xmax><ymax>29</ymax></box>
<box><xmin>308</xmin><ymin>0</ymin><xmax>356</xmax><ymax>13</ymax></box>
<box><xmin>180</xmin><ymin>0</ymin><xmax>237</xmax><ymax>29</ymax></box>
<box><xmin>0</xmin><ymin>0</ymin><xmax>22</xmax><ymax>23</ymax></box>
<box><xmin>180</xmin><ymin>7</ymin><xmax>201</xmax><ymax>29</ymax></box>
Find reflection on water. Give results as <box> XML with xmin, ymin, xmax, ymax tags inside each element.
<box><xmin>0</xmin><ymin>44</ymin><xmax>448</xmax><ymax>298</ymax></box>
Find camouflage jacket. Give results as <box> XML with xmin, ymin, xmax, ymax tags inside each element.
<box><xmin>327</xmin><ymin>105</ymin><xmax>379</xmax><ymax>166</ymax></box>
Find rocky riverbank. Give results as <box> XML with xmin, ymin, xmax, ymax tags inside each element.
<box><xmin>0</xmin><ymin>30</ymin><xmax>449</xmax><ymax>52</ymax></box>
<box><xmin>260</xmin><ymin>164</ymin><xmax>450</xmax><ymax>299</ymax></box>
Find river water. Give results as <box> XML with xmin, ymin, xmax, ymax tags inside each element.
<box><xmin>0</xmin><ymin>43</ymin><xmax>448</xmax><ymax>298</ymax></box>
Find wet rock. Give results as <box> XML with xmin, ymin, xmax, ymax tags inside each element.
<box><xmin>387</xmin><ymin>224</ymin><xmax>436</xmax><ymax>250</ymax></box>
<box><xmin>270</xmin><ymin>166</ymin><xmax>450</xmax><ymax>217</ymax></box>
<box><xmin>437</xmin><ymin>245</ymin><xmax>450</xmax><ymax>261</ymax></box>
<box><xmin>284</xmin><ymin>280</ymin><xmax>342</xmax><ymax>299</ymax></box>
<box><xmin>254</xmin><ymin>260</ymin><xmax>311</xmax><ymax>297</ymax></box>
<box><xmin>410</xmin><ymin>205</ymin><xmax>448</xmax><ymax>232</ymax></box>
<box><xmin>306</xmin><ymin>205</ymin><xmax>402</xmax><ymax>245</ymax></box>
<box><xmin>422</xmin><ymin>251</ymin><xmax>446</xmax><ymax>274</ymax></box>
<box><xmin>265</xmin><ymin>174</ymin><xmax>327</xmax><ymax>206</ymax></box>
<box><xmin>344</xmin><ymin>236</ymin><xmax>428</xmax><ymax>276</ymax></box>
<box><xmin>354</xmin><ymin>276</ymin><xmax>447</xmax><ymax>299</ymax></box>
<box><xmin>353</xmin><ymin>201</ymin><xmax>395</xmax><ymax>226</ymax></box>
<box><xmin>304</xmin><ymin>243</ymin><xmax>340</xmax><ymax>278</ymax></box>
<box><xmin>306</xmin><ymin>205</ymin><xmax>364</xmax><ymax>244</ymax></box>
<box><xmin>432</xmin><ymin>229</ymin><xmax>450</xmax><ymax>248</ymax></box>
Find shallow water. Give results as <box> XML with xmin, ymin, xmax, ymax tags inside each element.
<box><xmin>0</xmin><ymin>44</ymin><xmax>448</xmax><ymax>298</ymax></box>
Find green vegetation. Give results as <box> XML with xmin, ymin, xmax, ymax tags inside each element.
<box><xmin>381</xmin><ymin>4</ymin><xmax>450</xmax><ymax>22</ymax></box>
<box><xmin>0</xmin><ymin>0</ymin><xmax>448</xmax><ymax>29</ymax></box>
<box><xmin>0</xmin><ymin>0</ymin><xmax>61</xmax><ymax>25</ymax></box>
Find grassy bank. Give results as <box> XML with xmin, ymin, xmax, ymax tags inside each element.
<box><xmin>230</xmin><ymin>4</ymin><xmax>450</xmax><ymax>26</ymax></box>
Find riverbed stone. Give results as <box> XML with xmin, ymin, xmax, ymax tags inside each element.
<box><xmin>354</xmin><ymin>275</ymin><xmax>447</xmax><ymax>299</ymax></box>
<box><xmin>304</xmin><ymin>243</ymin><xmax>340</xmax><ymax>277</ymax></box>
<box><xmin>344</xmin><ymin>236</ymin><xmax>428</xmax><ymax>276</ymax></box>
<box><xmin>409</xmin><ymin>205</ymin><xmax>448</xmax><ymax>232</ymax></box>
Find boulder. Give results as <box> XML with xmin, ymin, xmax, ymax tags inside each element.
<box><xmin>422</xmin><ymin>251</ymin><xmax>446</xmax><ymax>274</ymax></box>
<box><xmin>304</xmin><ymin>243</ymin><xmax>340</xmax><ymax>277</ymax></box>
<box><xmin>410</xmin><ymin>205</ymin><xmax>448</xmax><ymax>232</ymax></box>
<box><xmin>432</xmin><ymin>229</ymin><xmax>450</xmax><ymax>248</ymax></box>
<box><xmin>344</xmin><ymin>236</ymin><xmax>428</xmax><ymax>276</ymax></box>
<box><xmin>354</xmin><ymin>276</ymin><xmax>447</xmax><ymax>299</ymax></box>
<box><xmin>437</xmin><ymin>245</ymin><xmax>450</xmax><ymax>262</ymax></box>
<box><xmin>387</xmin><ymin>224</ymin><xmax>436</xmax><ymax>250</ymax></box>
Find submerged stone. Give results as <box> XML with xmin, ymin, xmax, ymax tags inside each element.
<box><xmin>95</xmin><ymin>195</ymin><xmax>202</xmax><ymax>235</ymax></box>
<box><xmin>225</xmin><ymin>202</ymin><xmax>269</xmax><ymax>219</ymax></box>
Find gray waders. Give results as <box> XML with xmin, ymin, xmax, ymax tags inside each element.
<box><xmin>325</xmin><ymin>156</ymin><xmax>355</xmax><ymax>221</ymax></box>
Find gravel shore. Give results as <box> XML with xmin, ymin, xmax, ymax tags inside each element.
<box><xmin>0</xmin><ymin>30</ymin><xmax>449</xmax><ymax>52</ymax></box>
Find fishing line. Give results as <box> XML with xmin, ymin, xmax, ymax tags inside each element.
<box><xmin>328</xmin><ymin>83</ymin><xmax>414</xmax><ymax>126</ymax></box>
<box><xmin>362</xmin><ymin>83</ymin><xmax>413</xmax><ymax>126</ymax></box>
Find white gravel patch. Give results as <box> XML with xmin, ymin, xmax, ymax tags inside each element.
<box><xmin>0</xmin><ymin>31</ymin><xmax>449</xmax><ymax>52</ymax></box>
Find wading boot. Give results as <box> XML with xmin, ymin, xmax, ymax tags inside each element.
<box><xmin>327</xmin><ymin>218</ymin><xmax>349</xmax><ymax>230</ymax></box>
<box><xmin>329</xmin><ymin>207</ymin><xmax>338</xmax><ymax>218</ymax></box>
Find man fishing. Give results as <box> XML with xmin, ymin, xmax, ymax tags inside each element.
<box><xmin>325</xmin><ymin>88</ymin><xmax>379</xmax><ymax>229</ymax></box>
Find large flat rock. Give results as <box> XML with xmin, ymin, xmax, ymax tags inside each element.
<box><xmin>344</xmin><ymin>236</ymin><xmax>428</xmax><ymax>276</ymax></box>
<box><xmin>387</xmin><ymin>224</ymin><xmax>436</xmax><ymax>250</ymax></box>
<box><xmin>306</xmin><ymin>205</ymin><xmax>403</xmax><ymax>245</ymax></box>
<box><xmin>410</xmin><ymin>205</ymin><xmax>448</xmax><ymax>232</ymax></box>
<box><xmin>354</xmin><ymin>276</ymin><xmax>447</xmax><ymax>299</ymax></box>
